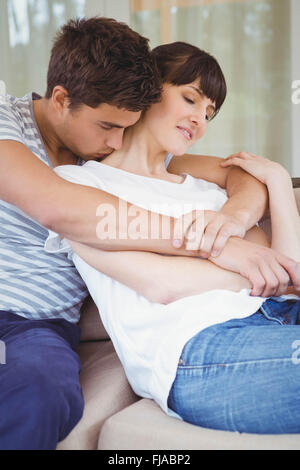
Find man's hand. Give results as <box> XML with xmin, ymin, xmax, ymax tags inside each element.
<box><xmin>169</xmin><ymin>152</ymin><xmax>269</xmax><ymax>257</ymax></box>
<box><xmin>173</xmin><ymin>209</ymin><xmax>247</xmax><ymax>257</ymax></box>
<box><xmin>208</xmin><ymin>237</ymin><xmax>300</xmax><ymax>297</ymax></box>
<box><xmin>197</xmin><ymin>210</ymin><xmax>247</xmax><ymax>258</ymax></box>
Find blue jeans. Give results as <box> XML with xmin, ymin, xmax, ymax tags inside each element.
<box><xmin>0</xmin><ymin>311</ymin><xmax>84</xmax><ymax>450</ymax></box>
<box><xmin>167</xmin><ymin>298</ymin><xmax>300</xmax><ymax>434</ymax></box>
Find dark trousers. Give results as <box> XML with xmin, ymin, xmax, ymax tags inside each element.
<box><xmin>0</xmin><ymin>311</ymin><xmax>84</xmax><ymax>450</ymax></box>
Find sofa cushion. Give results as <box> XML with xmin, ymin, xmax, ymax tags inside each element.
<box><xmin>98</xmin><ymin>398</ymin><xmax>300</xmax><ymax>450</ymax></box>
<box><xmin>56</xmin><ymin>340</ymin><xmax>139</xmax><ymax>450</ymax></box>
<box><xmin>79</xmin><ymin>296</ymin><xmax>109</xmax><ymax>341</ymax></box>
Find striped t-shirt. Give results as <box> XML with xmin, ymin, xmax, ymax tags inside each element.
<box><xmin>0</xmin><ymin>92</ymin><xmax>88</xmax><ymax>322</ymax></box>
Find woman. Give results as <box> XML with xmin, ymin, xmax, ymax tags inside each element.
<box><xmin>46</xmin><ymin>42</ymin><xmax>300</xmax><ymax>434</ymax></box>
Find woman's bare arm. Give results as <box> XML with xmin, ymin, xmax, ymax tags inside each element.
<box><xmin>67</xmin><ymin>220</ymin><xmax>300</xmax><ymax>302</ymax></box>
<box><xmin>221</xmin><ymin>153</ymin><xmax>300</xmax><ymax>262</ymax></box>
<box><xmin>267</xmin><ymin>170</ymin><xmax>300</xmax><ymax>261</ymax></box>
<box><xmin>68</xmin><ymin>239</ymin><xmax>251</xmax><ymax>304</ymax></box>
<box><xmin>67</xmin><ymin>225</ymin><xmax>271</xmax><ymax>304</ymax></box>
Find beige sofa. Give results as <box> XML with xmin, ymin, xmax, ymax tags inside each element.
<box><xmin>57</xmin><ymin>184</ymin><xmax>300</xmax><ymax>451</ymax></box>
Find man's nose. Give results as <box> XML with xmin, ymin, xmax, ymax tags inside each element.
<box><xmin>106</xmin><ymin>129</ymin><xmax>124</xmax><ymax>151</ymax></box>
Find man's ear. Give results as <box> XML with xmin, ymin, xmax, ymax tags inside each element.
<box><xmin>51</xmin><ymin>86</ymin><xmax>70</xmax><ymax>114</ymax></box>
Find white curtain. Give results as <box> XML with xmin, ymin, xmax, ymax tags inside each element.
<box><xmin>0</xmin><ymin>0</ymin><xmax>106</xmax><ymax>98</ymax></box>
<box><xmin>0</xmin><ymin>0</ymin><xmax>293</xmax><ymax>172</ymax></box>
<box><xmin>131</xmin><ymin>0</ymin><xmax>292</xmax><ymax>172</ymax></box>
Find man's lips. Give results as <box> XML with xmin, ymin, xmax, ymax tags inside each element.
<box><xmin>96</xmin><ymin>152</ymin><xmax>111</xmax><ymax>158</ymax></box>
<box><xmin>176</xmin><ymin>126</ymin><xmax>193</xmax><ymax>141</ymax></box>
<box><xmin>93</xmin><ymin>153</ymin><xmax>111</xmax><ymax>162</ymax></box>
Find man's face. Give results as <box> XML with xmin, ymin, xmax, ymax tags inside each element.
<box><xmin>59</xmin><ymin>102</ymin><xmax>141</xmax><ymax>160</ymax></box>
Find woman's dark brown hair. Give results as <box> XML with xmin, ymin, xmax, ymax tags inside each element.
<box><xmin>45</xmin><ymin>17</ymin><xmax>161</xmax><ymax>112</ymax></box>
<box><xmin>152</xmin><ymin>42</ymin><xmax>227</xmax><ymax>119</ymax></box>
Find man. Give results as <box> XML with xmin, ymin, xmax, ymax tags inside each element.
<box><xmin>0</xmin><ymin>17</ymin><xmax>298</xmax><ymax>450</ymax></box>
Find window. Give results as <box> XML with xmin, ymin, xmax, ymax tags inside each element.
<box><xmin>131</xmin><ymin>0</ymin><xmax>296</xmax><ymax>173</ymax></box>
<box><xmin>1</xmin><ymin>0</ymin><xmax>298</xmax><ymax>173</ymax></box>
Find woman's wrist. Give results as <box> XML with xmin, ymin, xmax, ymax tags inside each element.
<box><xmin>265</xmin><ymin>164</ymin><xmax>291</xmax><ymax>189</ymax></box>
<box><xmin>266</xmin><ymin>167</ymin><xmax>294</xmax><ymax>209</ymax></box>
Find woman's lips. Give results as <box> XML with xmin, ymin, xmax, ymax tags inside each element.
<box><xmin>176</xmin><ymin>126</ymin><xmax>193</xmax><ymax>141</ymax></box>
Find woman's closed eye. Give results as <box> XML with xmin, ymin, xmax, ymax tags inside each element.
<box><xmin>184</xmin><ymin>96</ymin><xmax>195</xmax><ymax>105</ymax></box>
<box><xmin>183</xmin><ymin>96</ymin><xmax>213</xmax><ymax>120</ymax></box>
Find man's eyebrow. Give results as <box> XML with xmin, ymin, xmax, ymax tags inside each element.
<box><xmin>187</xmin><ymin>86</ymin><xmax>216</xmax><ymax>110</ymax></box>
<box><xmin>97</xmin><ymin>121</ymin><xmax>124</xmax><ymax>129</ymax></box>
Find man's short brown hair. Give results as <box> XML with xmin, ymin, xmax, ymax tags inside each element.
<box><xmin>45</xmin><ymin>17</ymin><xmax>161</xmax><ymax>112</ymax></box>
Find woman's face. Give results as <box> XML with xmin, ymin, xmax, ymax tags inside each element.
<box><xmin>143</xmin><ymin>80</ymin><xmax>216</xmax><ymax>155</ymax></box>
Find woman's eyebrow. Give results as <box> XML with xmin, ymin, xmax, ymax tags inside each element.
<box><xmin>187</xmin><ymin>86</ymin><xmax>216</xmax><ymax>110</ymax></box>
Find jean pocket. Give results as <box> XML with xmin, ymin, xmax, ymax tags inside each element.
<box><xmin>261</xmin><ymin>299</ymin><xmax>300</xmax><ymax>325</ymax></box>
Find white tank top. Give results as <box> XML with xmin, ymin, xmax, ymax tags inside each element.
<box><xmin>46</xmin><ymin>160</ymin><xmax>269</xmax><ymax>419</ymax></box>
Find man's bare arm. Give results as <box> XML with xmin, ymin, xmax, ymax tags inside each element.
<box><xmin>1</xmin><ymin>141</ymin><xmax>268</xmax><ymax>256</ymax></box>
<box><xmin>67</xmin><ymin>240</ymin><xmax>251</xmax><ymax>305</ymax></box>
<box><xmin>168</xmin><ymin>154</ymin><xmax>268</xmax><ymax>256</ymax></box>
<box><xmin>0</xmin><ymin>140</ymin><xmax>187</xmax><ymax>254</ymax></box>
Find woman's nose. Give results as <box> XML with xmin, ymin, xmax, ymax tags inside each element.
<box><xmin>190</xmin><ymin>110</ymin><xmax>207</xmax><ymax>127</ymax></box>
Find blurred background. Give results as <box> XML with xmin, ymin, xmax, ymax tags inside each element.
<box><xmin>1</xmin><ymin>0</ymin><xmax>299</xmax><ymax>175</ymax></box>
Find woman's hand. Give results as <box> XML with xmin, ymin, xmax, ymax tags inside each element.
<box><xmin>208</xmin><ymin>236</ymin><xmax>300</xmax><ymax>297</ymax></box>
<box><xmin>220</xmin><ymin>151</ymin><xmax>288</xmax><ymax>186</ymax></box>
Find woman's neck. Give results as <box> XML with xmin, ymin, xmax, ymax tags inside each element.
<box><xmin>101</xmin><ymin>121</ymin><xmax>183</xmax><ymax>183</ymax></box>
